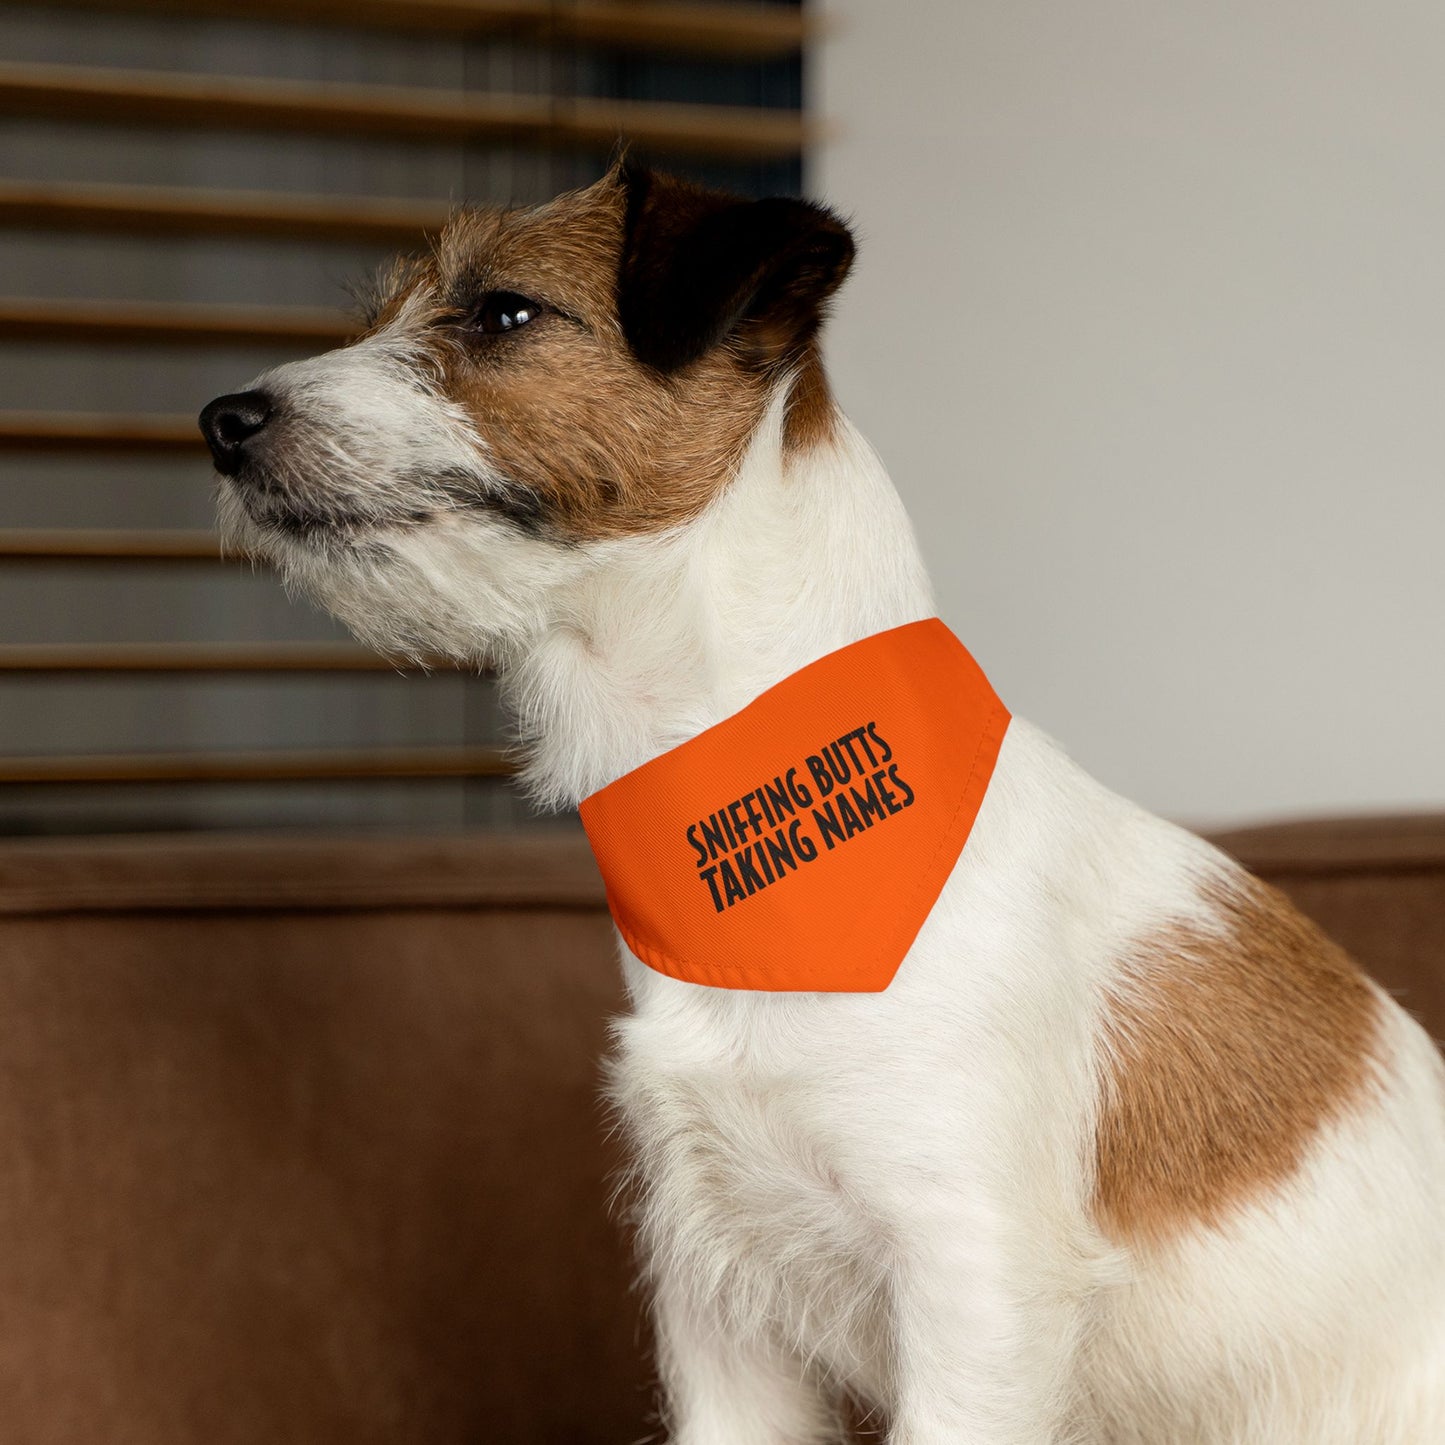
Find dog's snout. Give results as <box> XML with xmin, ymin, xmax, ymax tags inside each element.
<box><xmin>200</xmin><ymin>390</ymin><xmax>274</xmax><ymax>476</ymax></box>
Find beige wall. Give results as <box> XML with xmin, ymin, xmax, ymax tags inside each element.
<box><xmin>813</xmin><ymin>0</ymin><xmax>1445</xmax><ymax>827</ymax></box>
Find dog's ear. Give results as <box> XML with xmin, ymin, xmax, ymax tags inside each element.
<box><xmin>616</xmin><ymin>162</ymin><xmax>855</xmax><ymax>375</ymax></box>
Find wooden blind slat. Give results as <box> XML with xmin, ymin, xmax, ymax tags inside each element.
<box><xmin>0</xmin><ymin>410</ymin><xmax>203</xmax><ymax>447</ymax></box>
<box><xmin>28</xmin><ymin>0</ymin><xmax>810</xmax><ymax>59</ymax></box>
<box><xmin>0</xmin><ymin>297</ymin><xmax>353</xmax><ymax>348</ymax></box>
<box><xmin>0</xmin><ymin>643</ymin><xmax>420</xmax><ymax>673</ymax></box>
<box><xmin>0</xmin><ymin>180</ymin><xmax>448</xmax><ymax>245</ymax></box>
<box><xmin>545</xmin><ymin>0</ymin><xmax>810</xmax><ymax>58</ymax></box>
<box><xmin>0</xmin><ymin>529</ymin><xmax>221</xmax><ymax>560</ymax></box>
<box><xmin>0</xmin><ymin>413</ymin><xmax>204</xmax><ymax>452</ymax></box>
<box><xmin>0</xmin><ymin>745</ymin><xmax>513</xmax><ymax>784</ymax></box>
<box><xmin>0</xmin><ymin>62</ymin><xmax>812</xmax><ymax>161</ymax></box>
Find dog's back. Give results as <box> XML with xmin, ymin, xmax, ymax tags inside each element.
<box><xmin>614</xmin><ymin>702</ymin><xmax>1445</xmax><ymax>1442</ymax></box>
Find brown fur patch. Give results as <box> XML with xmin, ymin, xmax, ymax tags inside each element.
<box><xmin>1094</xmin><ymin>872</ymin><xmax>1382</xmax><ymax>1246</ymax></box>
<box><xmin>782</xmin><ymin>344</ymin><xmax>839</xmax><ymax>456</ymax></box>
<box><xmin>367</xmin><ymin>176</ymin><xmax>784</xmax><ymax>541</ymax></box>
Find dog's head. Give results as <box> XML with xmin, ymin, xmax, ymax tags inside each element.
<box><xmin>200</xmin><ymin>164</ymin><xmax>854</xmax><ymax>661</ymax></box>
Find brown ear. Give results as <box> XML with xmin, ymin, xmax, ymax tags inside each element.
<box><xmin>616</xmin><ymin>163</ymin><xmax>855</xmax><ymax>375</ymax></box>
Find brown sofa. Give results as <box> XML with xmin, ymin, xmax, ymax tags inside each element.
<box><xmin>0</xmin><ymin>817</ymin><xmax>1441</xmax><ymax>1443</ymax></box>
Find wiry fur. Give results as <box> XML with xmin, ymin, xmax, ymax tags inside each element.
<box><xmin>206</xmin><ymin>170</ymin><xmax>1445</xmax><ymax>1443</ymax></box>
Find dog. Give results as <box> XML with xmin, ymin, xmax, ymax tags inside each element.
<box><xmin>200</xmin><ymin>162</ymin><xmax>1445</xmax><ymax>1443</ymax></box>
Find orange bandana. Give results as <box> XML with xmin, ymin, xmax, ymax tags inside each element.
<box><xmin>579</xmin><ymin>619</ymin><xmax>1010</xmax><ymax>992</ymax></box>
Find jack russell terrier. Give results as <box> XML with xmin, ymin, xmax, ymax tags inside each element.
<box><xmin>200</xmin><ymin>162</ymin><xmax>1445</xmax><ymax>1444</ymax></box>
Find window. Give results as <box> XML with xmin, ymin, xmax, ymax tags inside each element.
<box><xmin>0</xmin><ymin>0</ymin><xmax>808</xmax><ymax>834</ymax></box>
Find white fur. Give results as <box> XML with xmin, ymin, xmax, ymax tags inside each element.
<box><xmin>220</xmin><ymin>350</ymin><xmax>1445</xmax><ymax>1443</ymax></box>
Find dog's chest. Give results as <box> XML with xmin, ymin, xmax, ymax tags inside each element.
<box><xmin>611</xmin><ymin>1007</ymin><xmax>893</xmax><ymax>1391</ymax></box>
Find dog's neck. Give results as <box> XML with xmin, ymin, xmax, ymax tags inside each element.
<box><xmin>505</xmin><ymin>391</ymin><xmax>936</xmax><ymax>809</ymax></box>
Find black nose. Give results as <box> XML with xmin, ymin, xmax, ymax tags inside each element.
<box><xmin>199</xmin><ymin>390</ymin><xmax>273</xmax><ymax>475</ymax></box>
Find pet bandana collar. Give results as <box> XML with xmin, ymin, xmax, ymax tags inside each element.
<box><xmin>578</xmin><ymin>618</ymin><xmax>1010</xmax><ymax>993</ymax></box>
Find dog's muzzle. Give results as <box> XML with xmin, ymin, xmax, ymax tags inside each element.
<box><xmin>199</xmin><ymin>390</ymin><xmax>274</xmax><ymax>477</ymax></box>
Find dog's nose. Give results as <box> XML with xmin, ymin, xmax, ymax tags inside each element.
<box><xmin>199</xmin><ymin>390</ymin><xmax>273</xmax><ymax>475</ymax></box>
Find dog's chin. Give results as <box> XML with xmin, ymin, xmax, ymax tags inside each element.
<box><xmin>216</xmin><ymin>468</ymin><xmax>423</xmax><ymax>550</ymax></box>
<box><xmin>215</xmin><ymin>480</ymin><xmax>278</xmax><ymax>560</ymax></box>
<box><xmin>214</xmin><ymin>482</ymin><xmax>415</xmax><ymax>642</ymax></box>
<box><xmin>214</xmin><ymin>478</ymin><xmax>567</xmax><ymax>669</ymax></box>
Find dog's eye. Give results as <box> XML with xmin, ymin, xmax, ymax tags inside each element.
<box><xmin>471</xmin><ymin>291</ymin><xmax>543</xmax><ymax>335</ymax></box>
